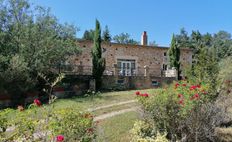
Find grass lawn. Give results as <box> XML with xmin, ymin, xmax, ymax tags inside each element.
<box><xmin>3</xmin><ymin>88</ymin><xmax>160</xmax><ymax>141</ymax></box>
<box><xmin>96</xmin><ymin>111</ymin><xmax>141</xmax><ymax>142</ymax></box>
<box><xmin>50</xmin><ymin>88</ymin><xmax>158</xmax><ymax>111</ymax></box>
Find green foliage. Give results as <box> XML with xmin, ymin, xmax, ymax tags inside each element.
<box><xmin>130</xmin><ymin>121</ymin><xmax>169</xmax><ymax>142</ymax></box>
<box><xmin>0</xmin><ymin>0</ymin><xmax>79</xmax><ymax>101</ymax></box>
<box><xmin>217</xmin><ymin>56</ymin><xmax>232</xmax><ymax>96</ymax></box>
<box><xmin>82</xmin><ymin>29</ymin><xmax>95</xmax><ymax>40</ymax></box>
<box><xmin>168</xmin><ymin>34</ymin><xmax>180</xmax><ymax>79</ymax></box>
<box><xmin>0</xmin><ymin>103</ymin><xmax>95</xmax><ymax>141</ymax></box>
<box><xmin>7</xmin><ymin>106</ymin><xmax>40</xmax><ymax>141</ymax></box>
<box><xmin>113</xmin><ymin>32</ymin><xmax>139</xmax><ymax>44</ymax></box>
<box><xmin>49</xmin><ymin>108</ymin><xmax>95</xmax><ymax>141</ymax></box>
<box><xmin>136</xmin><ymin>81</ymin><xmax>215</xmax><ymax>141</ymax></box>
<box><xmin>91</xmin><ymin>19</ymin><xmax>106</xmax><ymax>90</ymax></box>
<box><xmin>0</xmin><ymin>108</ymin><xmax>14</xmax><ymax>136</ymax></box>
<box><xmin>102</xmin><ymin>25</ymin><xmax>111</xmax><ymax>42</ymax></box>
<box><xmin>175</xmin><ymin>28</ymin><xmax>191</xmax><ymax>48</ymax></box>
<box><xmin>175</xmin><ymin>29</ymin><xmax>232</xmax><ymax>61</ymax></box>
<box><xmin>191</xmin><ymin>47</ymin><xmax>219</xmax><ymax>94</ymax></box>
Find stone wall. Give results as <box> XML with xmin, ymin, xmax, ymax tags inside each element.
<box><xmin>102</xmin><ymin>75</ymin><xmax>176</xmax><ymax>90</ymax></box>
<box><xmin>0</xmin><ymin>75</ymin><xmax>176</xmax><ymax>108</ymax></box>
<box><xmin>69</xmin><ymin>40</ymin><xmax>192</xmax><ymax>76</ymax></box>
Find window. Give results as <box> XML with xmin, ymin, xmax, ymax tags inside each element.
<box><xmin>117</xmin><ymin>59</ymin><xmax>136</xmax><ymax>76</ymax></box>
<box><xmin>164</xmin><ymin>52</ymin><xmax>167</xmax><ymax>56</ymax></box>
<box><xmin>163</xmin><ymin>64</ymin><xmax>168</xmax><ymax>70</ymax></box>
<box><xmin>152</xmin><ymin>80</ymin><xmax>159</xmax><ymax>86</ymax></box>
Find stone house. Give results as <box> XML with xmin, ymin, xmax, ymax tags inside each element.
<box><xmin>64</xmin><ymin>31</ymin><xmax>192</xmax><ymax>78</ymax></box>
<box><xmin>0</xmin><ymin>32</ymin><xmax>193</xmax><ymax>107</ymax></box>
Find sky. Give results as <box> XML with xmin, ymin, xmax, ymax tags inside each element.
<box><xmin>32</xmin><ymin>0</ymin><xmax>232</xmax><ymax>46</ymax></box>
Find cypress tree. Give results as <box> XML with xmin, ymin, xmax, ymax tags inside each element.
<box><xmin>92</xmin><ymin>19</ymin><xmax>106</xmax><ymax>90</ymax></box>
<box><xmin>168</xmin><ymin>34</ymin><xmax>181</xmax><ymax>79</ymax></box>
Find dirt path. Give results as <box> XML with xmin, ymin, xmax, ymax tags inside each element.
<box><xmin>88</xmin><ymin>100</ymin><xmax>137</xmax><ymax>112</ymax></box>
<box><xmin>93</xmin><ymin>107</ymin><xmax>139</xmax><ymax>121</ymax></box>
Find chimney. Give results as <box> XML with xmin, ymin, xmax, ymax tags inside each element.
<box><xmin>141</xmin><ymin>31</ymin><xmax>148</xmax><ymax>46</ymax></box>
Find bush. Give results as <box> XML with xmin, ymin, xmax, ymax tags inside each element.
<box><xmin>130</xmin><ymin>121</ymin><xmax>169</xmax><ymax>142</ymax></box>
<box><xmin>0</xmin><ymin>99</ymin><xmax>96</xmax><ymax>142</ymax></box>
<box><xmin>0</xmin><ymin>108</ymin><xmax>14</xmax><ymax>140</ymax></box>
<box><xmin>135</xmin><ymin>81</ymin><xmax>227</xmax><ymax>141</ymax></box>
<box><xmin>49</xmin><ymin>108</ymin><xmax>95</xmax><ymax>141</ymax></box>
<box><xmin>217</xmin><ymin>56</ymin><xmax>232</xmax><ymax>95</ymax></box>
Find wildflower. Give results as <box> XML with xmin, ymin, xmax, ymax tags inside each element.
<box><xmin>194</xmin><ymin>94</ymin><xmax>200</xmax><ymax>99</ymax></box>
<box><xmin>17</xmin><ymin>105</ymin><xmax>24</xmax><ymax>111</ymax></box>
<box><xmin>56</xmin><ymin>135</ymin><xmax>64</xmax><ymax>142</ymax></box>
<box><xmin>34</xmin><ymin>99</ymin><xmax>42</xmax><ymax>107</ymax></box>
<box><xmin>175</xmin><ymin>83</ymin><xmax>180</xmax><ymax>89</ymax></box>
<box><xmin>196</xmin><ymin>84</ymin><xmax>201</xmax><ymax>88</ymax></box>
<box><xmin>182</xmin><ymin>84</ymin><xmax>187</xmax><ymax>87</ymax></box>
<box><xmin>135</xmin><ymin>91</ymin><xmax>140</xmax><ymax>96</ymax></box>
<box><xmin>201</xmin><ymin>90</ymin><xmax>207</xmax><ymax>95</ymax></box>
<box><xmin>142</xmin><ymin>93</ymin><xmax>149</xmax><ymax>97</ymax></box>
<box><xmin>190</xmin><ymin>85</ymin><xmax>197</xmax><ymax>90</ymax></box>
<box><xmin>177</xmin><ymin>94</ymin><xmax>183</xmax><ymax>98</ymax></box>
<box><xmin>178</xmin><ymin>99</ymin><xmax>184</xmax><ymax>105</ymax></box>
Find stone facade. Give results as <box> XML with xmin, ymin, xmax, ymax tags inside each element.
<box><xmin>68</xmin><ymin>40</ymin><xmax>192</xmax><ymax>77</ymax></box>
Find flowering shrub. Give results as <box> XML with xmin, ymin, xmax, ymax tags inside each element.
<box><xmin>49</xmin><ymin>108</ymin><xmax>95</xmax><ymax>141</ymax></box>
<box><xmin>0</xmin><ymin>99</ymin><xmax>96</xmax><ymax>142</ymax></box>
<box><xmin>172</xmin><ymin>81</ymin><xmax>211</xmax><ymax>116</ymax></box>
<box><xmin>135</xmin><ymin>81</ymin><xmax>214</xmax><ymax>141</ymax></box>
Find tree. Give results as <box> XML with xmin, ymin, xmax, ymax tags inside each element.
<box><xmin>0</xmin><ymin>0</ymin><xmax>79</xmax><ymax>105</ymax></box>
<box><xmin>113</xmin><ymin>33</ymin><xmax>139</xmax><ymax>44</ymax></box>
<box><xmin>194</xmin><ymin>47</ymin><xmax>218</xmax><ymax>80</ymax></box>
<box><xmin>102</xmin><ymin>25</ymin><xmax>111</xmax><ymax>42</ymax></box>
<box><xmin>168</xmin><ymin>35</ymin><xmax>181</xmax><ymax>79</ymax></box>
<box><xmin>212</xmin><ymin>31</ymin><xmax>232</xmax><ymax>59</ymax></box>
<box><xmin>175</xmin><ymin>28</ymin><xmax>191</xmax><ymax>48</ymax></box>
<box><xmin>91</xmin><ymin>19</ymin><xmax>105</xmax><ymax>90</ymax></box>
<box><xmin>82</xmin><ymin>29</ymin><xmax>95</xmax><ymax>40</ymax></box>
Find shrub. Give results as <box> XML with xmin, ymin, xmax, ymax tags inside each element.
<box><xmin>217</xmin><ymin>56</ymin><xmax>232</xmax><ymax>96</ymax></box>
<box><xmin>0</xmin><ymin>99</ymin><xmax>96</xmax><ymax>142</ymax></box>
<box><xmin>130</xmin><ymin>121</ymin><xmax>169</xmax><ymax>142</ymax></box>
<box><xmin>135</xmin><ymin>81</ymin><xmax>224</xmax><ymax>141</ymax></box>
<box><xmin>0</xmin><ymin>108</ymin><xmax>14</xmax><ymax>141</ymax></box>
<box><xmin>49</xmin><ymin>108</ymin><xmax>95</xmax><ymax>141</ymax></box>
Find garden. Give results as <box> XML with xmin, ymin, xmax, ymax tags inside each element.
<box><xmin>1</xmin><ymin>0</ymin><xmax>232</xmax><ymax>142</ymax></box>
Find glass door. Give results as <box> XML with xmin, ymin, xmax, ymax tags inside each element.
<box><xmin>122</xmin><ymin>61</ymin><xmax>131</xmax><ymax>76</ymax></box>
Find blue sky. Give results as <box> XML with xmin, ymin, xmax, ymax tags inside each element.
<box><xmin>32</xmin><ymin>0</ymin><xmax>232</xmax><ymax>46</ymax></box>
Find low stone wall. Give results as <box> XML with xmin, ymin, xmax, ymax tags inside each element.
<box><xmin>0</xmin><ymin>91</ymin><xmax>39</xmax><ymax>109</ymax></box>
<box><xmin>102</xmin><ymin>75</ymin><xmax>176</xmax><ymax>90</ymax></box>
<box><xmin>53</xmin><ymin>75</ymin><xmax>92</xmax><ymax>98</ymax></box>
<box><xmin>0</xmin><ymin>75</ymin><xmax>176</xmax><ymax>108</ymax></box>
